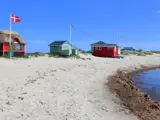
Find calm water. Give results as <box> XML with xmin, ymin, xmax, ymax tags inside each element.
<box><xmin>132</xmin><ymin>68</ymin><xmax>160</xmax><ymax>101</ymax></box>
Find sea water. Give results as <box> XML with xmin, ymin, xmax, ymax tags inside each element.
<box><xmin>132</xmin><ymin>68</ymin><xmax>160</xmax><ymax>101</ymax></box>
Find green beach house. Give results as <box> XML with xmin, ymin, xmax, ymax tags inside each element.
<box><xmin>49</xmin><ymin>40</ymin><xmax>72</xmax><ymax>56</ymax></box>
<box><xmin>72</xmin><ymin>46</ymin><xmax>79</xmax><ymax>56</ymax></box>
<box><xmin>49</xmin><ymin>40</ymin><xmax>79</xmax><ymax>56</ymax></box>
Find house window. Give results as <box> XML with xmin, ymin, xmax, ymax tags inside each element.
<box><xmin>15</xmin><ymin>43</ymin><xmax>22</xmax><ymax>50</ymax></box>
<box><xmin>95</xmin><ymin>47</ymin><xmax>98</xmax><ymax>50</ymax></box>
<box><xmin>99</xmin><ymin>47</ymin><xmax>102</xmax><ymax>50</ymax></box>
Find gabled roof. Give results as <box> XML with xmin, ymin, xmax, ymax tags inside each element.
<box><xmin>91</xmin><ymin>41</ymin><xmax>107</xmax><ymax>46</ymax></box>
<box><xmin>49</xmin><ymin>40</ymin><xmax>71</xmax><ymax>46</ymax></box>
<box><xmin>91</xmin><ymin>41</ymin><xmax>117</xmax><ymax>47</ymax></box>
<box><xmin>123</xmin><ymin>47</ymin><xmax>135</xmax><ymax>49</ymax></box>
<box><xmin>107</xmin><ymin>44</ymin><xmax>117</xmax><ymax>46</ymax></box>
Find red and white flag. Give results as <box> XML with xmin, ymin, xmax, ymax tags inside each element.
<box><xmin>10</xmin><ymin>13</ymin><xmax>21</xmax><ymax>22</ymax></box>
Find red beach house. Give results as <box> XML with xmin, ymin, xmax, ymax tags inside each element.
<box><xmin>0</xmin><ymin>30</ymin><xmax>26</xmax><ymax>57</ymax></box>
<box><xmin>91</xmin><ymin>41</ymin><xmax>119</xmax><ymax>57</ymax></box>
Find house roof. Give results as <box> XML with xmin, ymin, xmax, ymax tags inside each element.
<box><xmin>0</xmin><ymin>30</ymin><xmax>26</xmax><ymax>44</ymax></box>
<box><xmin>91</xmin><ymin>41</ymin><xmax>117</xmax><ymax>47</ymax></box>
<box><xmin>91</xmin><ymin>41</ymin><xmax>107</xmax><ymax>46</ymax></box>
<box><xmin>49</xmin><ymin>40</ymin><xmax>71</xmax><ymax>46</ymax></box>
<box><xmin>107</xmin><ymin>44</ymin><xmax>117</xmax><ymax>46</ymax></box>
<box><xmin>123</xmin><ymin>47</ymin><xmax>135</xmax><ymax>49</ymax></box>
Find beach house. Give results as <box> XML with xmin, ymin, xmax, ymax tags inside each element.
<box><xmin>0</xmin><ymin>30</ymin><xmax>26</xmax><ymax>57</ymax></box>
<box><xmin>49</xmin><ymin>40</ymin><xmax>79</xmax><ymax>56</ymax></box>
<box><xmin>122</xmin><ymin>47</ymin><xmax>136</xmax><ymax>52</ymax></box>
<box><xmin>91</xmin><ymin>41</ymin><xmax>119</xmax><ymax>57</ymax></box>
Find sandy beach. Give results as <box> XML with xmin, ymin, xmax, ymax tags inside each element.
<box><xmin>0</xmin><ymin>54</ymin><xmax>160</xmax><ymax>120</ymax></box>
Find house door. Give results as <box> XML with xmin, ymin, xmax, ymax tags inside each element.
<box><xmin>9</xmin><ymin>44</ymin><xmax>14</xmax><ymax>57</ymax></box>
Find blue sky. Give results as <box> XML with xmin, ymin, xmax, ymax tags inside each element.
<box><xmin>0</xmin><ymin>0</ymin><xmax>160</xmax><ymax>52</ymax></box>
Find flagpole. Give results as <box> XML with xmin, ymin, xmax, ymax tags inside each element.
<box><xmin>9</xmin><ymin>13</ymin><xmax>12</xmax><ymax>59</ymax></box>
<box><xmin>70</xmin><ymin>24</ymin><xmax>71</xmax><ymax>44</ymax></box>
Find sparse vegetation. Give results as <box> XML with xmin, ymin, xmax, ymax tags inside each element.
<box><xmin>150</xmin><ymin>50</ymin><xmax>160</xmax><ymax>54</ymax></box>
<box><xmin>28</xmin><ymin>52</ymin><xmax>45</xmax><ymax>57</ymax></box>
<box><xmin>0</xmin><ymin>54</ymin><xmax>8</xmax><ymax>58</ymax></box>
<box><xmin>47</xmin><ymin>53</ymin><xmax>61</xmax><ymax>57</ymax></box>
<box><xmin>16</xmin><ymin>55</ymin><xmax>30</xmax><ymax>58</ymax></box>
<box><xmin>121</xmin><ymin>49</ymin><xmax>160</xmax><ymax>56</ymax></box>
<box><xmin>79</xmin><ymin>49</ymin><xmax>91</xmax><ymax>55</ymax></box>
<box><xmin>47</xmin><ymin>52</ymin><xmax>80</xmax><ymax>58</ymax></box>
<box><xmin>86</xmin><ymin>50</ymin><xmax>91</xmax><ymax>54</ymax></box>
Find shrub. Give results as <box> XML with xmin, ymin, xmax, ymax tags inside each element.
<box><xmin>121</xmin><ymin>51</ymin><xmax>129</xmax><ymax>55</ymax></box>
<box><xmin>86</xmin><ymin>51</ymin><xmax>91</xmax><ymax>54</ymax></box>
<box><xmin>16</xmin><ymin>55</ymin><xmax>30</xmax><ymax>59</ymax></box>
<box><xmin>47</xmin><ymin>53</ymin><xmax>61</xmax><ymax>57</ymax></box>
<box><xmin>144</xmin><ymin>51</ymin><xmax>153</xmax><ymax>55</ymax></box>
<box><xmin>121</xmin><ymin>49</ymin><xmax>154</xmax><ymax>56</ymax></box>
<box><xmin>0</xmin><ymin>54</ymin><xmax>8</xmax><ymax>58</ymax></box>
<box><xmin>137</xmin><ymin>49</ymin><xmax>143</xmax><ymax>52</ymax></box>
<box><xmin>151</xmin><ymin>51</ymin><xmax>160</xmax><ymax>54</ymax></box>
<box><xmin>137</xmin><ymin>52</ymin><xmax>146</xmax><ymax>56</ymax></box>
<box><xmin>29</xmin><ymin>52</ymin><xmax>45</xmax><ymax>57</ymax></box>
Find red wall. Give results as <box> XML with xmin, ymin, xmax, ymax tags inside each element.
<box><xmin>93</xmin><ymin>46</ymin><xmax>118</xmax><ymax>57</ymax></box>
<box><xmin>3</xmin><ymin>43</ymin><xmax>9</xmax><ymax>51</ymax></box>
<box><xmin>2</xmin><ymin>40</ymin><xmax>25</xmax><ymax>52</ymax></box>
<box><xmin>113</xmin><ymin>46</ymin><xmax>118</xmax><ymax>56</ymax></box>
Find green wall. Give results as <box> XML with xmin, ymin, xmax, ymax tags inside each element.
<box><xmin>50</xmin><ymin>43</ymin><xmax>72</xmax><ymax>56</ymax></box>
<box><xmin>50</xmin><ymin>46</ymin><xmax>62</xmax><ymax>54</ymax></box>
<box><xmin>72</xmin><ymin>49</ymin><xmax>79</xmax><ymax>55</ymax></box>
<box><xmin>61</xmin><ymin>44</ymin><xmax>72</xmax><ymax>56</ymax></box>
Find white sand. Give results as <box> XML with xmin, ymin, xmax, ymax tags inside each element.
<box><xmin>0</xmin><ymin>54</ymin><xmax>160</xmax><ymax>120</ymax></box>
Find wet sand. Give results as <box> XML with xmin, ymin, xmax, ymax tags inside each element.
<box><xmin>107</xmin><ymin>66</ymin><xmax>160</xmax><ymax>120</ymax></box>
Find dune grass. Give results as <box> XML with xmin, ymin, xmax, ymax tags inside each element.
<box><xmin>121</xmin><ymin>49</ymin><xmax>159</xmax><ymax>56</ymax></box>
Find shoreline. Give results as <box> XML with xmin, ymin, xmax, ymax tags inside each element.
<box><xmin>107</xmin><ymin>65</ymin><xmax>160</xmax><ymax>120</ymax></box>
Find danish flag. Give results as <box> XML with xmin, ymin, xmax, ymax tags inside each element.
<box><xmin>10</xmin><ymin>13</ymin><xmax>21</xmax><ymax>22</ymax></box>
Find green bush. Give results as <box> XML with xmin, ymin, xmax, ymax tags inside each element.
<box><xmin>47</xmin><ymin>53</ymin><xmax>61</xmax><ymax>57</ymax></box>
<box><xmin>137</xmin><ymin>52</ymin><xmax>146</xmax><ymax>56</ymax></box>
<box><xmin>144</xmin><ymin>51</ymin><xmax>153</xmax><ymax>55</ymax></box>
<box><xmin>151</xmin><ymin>50</ymin><xmax>160</xmax><ymax>54</ymax></box>
<box><xmin>47</xmin><ymin>52</ymin><xmax>80</xmax><ymax>58</ymax></box>
<box><xmin>121</xmin><ymin>49</ymin><xmax>154</xmax><ymax>56</ymax></box>
<box><xmin>29</xmin><ymin>52</ymin><xmax>45</xmax><ymax>57</ymax></box>
<box><xmin>0</xmin><ymin>54</ymin><xmax>8</xmax><ymax>58</ymax></box>
<box><xmin>85</xmin><ymin>50</ymin><xmax>90</xmax><ymax>53</ymax></box>
<box><xmin>16</xmin><ymin>55</ymin><xmax>30</xmax><ymax>59</ymax></box>
<box><xmin>137</xmin><ymin>49</ymin><xmax>143</xmax><ymax>52</ymax></box>
<box><xmin>78</xmin><ymin>49</ymin><xmax>91</xmax><ymax>54</ymax></box>
<box><xmin>121</xmin><ymin>51</ymin><xmax>129</xmax><ymax>55</ymax></box>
